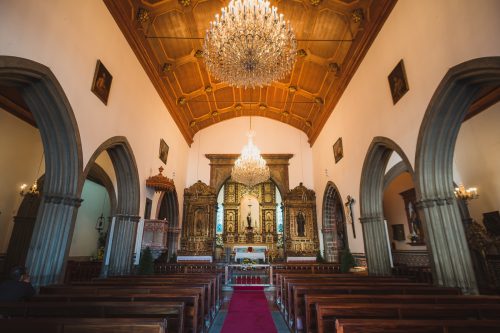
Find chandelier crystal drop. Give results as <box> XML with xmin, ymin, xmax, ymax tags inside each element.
<box><xmin>204</xmin><ymin>0</ymin><xmax>297</xmax><ymax>88</ymax></box>
<box><xmin>232</xmin><ymin>130</ymin><xmax>270</xmax><ymax>187</ymax></box>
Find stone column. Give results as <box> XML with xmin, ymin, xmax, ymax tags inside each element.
<box><xmin>360</xmin><ymin>216</ymin><xmax>392</xmax><ymax>276</ymax></box>
<box><xmin>417</xmin><ymin>197</ymin><xmax>478</xmax><ymax>294</ymax></box>
<box><xmin>25</xmin><ymin>194</ymin><xmax>82</xmax><ymax>287</ymax></box>
<box><xmin>106</xmin><ymin>214</ymin><xmax>141</xmax><ymax>276</ymax></box>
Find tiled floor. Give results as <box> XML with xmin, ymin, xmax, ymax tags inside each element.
<box><xmin>208</xmin><ymin>287</ymin><xmax>290</xmax><ymax>333</ymax></box>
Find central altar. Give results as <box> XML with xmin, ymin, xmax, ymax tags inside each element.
<box><xmin>233</xmin><ymin>245</ymin><xmax>267</xmax><ymax>262</ymax></box>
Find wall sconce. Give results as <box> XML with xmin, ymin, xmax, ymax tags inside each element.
<box><xmin>454</xmin><ymin>184</ymin><xmax>478</xmax><ymax>201</ymax></box>
<box><xmin>20</xmin><ymin>181</ymin><xmax>39</xmax><ymax>197</ymax></box>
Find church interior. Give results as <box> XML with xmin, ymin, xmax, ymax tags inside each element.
<box><xmin>1</xmin><ymin>0</ymin><xmax>500</xmax><ymax>332</ymax></box>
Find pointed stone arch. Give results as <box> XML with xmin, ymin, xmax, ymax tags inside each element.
<box><xmin>359</xmin><ymin>136</ymin><xmax>414</xmax><ymax>275</ymax></box>
<box><xmin>321</xmin><ymin>181</ymin><xmax>348</xmax><ymax>262</ymax></box>
<box><xmin>157</xmin><ymin>189</ymin><xmax>180</xmax><ymax>260</ymax></box>
<box><xmin>0</xmin><ymin>56</ymin><xmax>83</xmax><ymax>286</ymax></box>
<box><xmin>415</xmin><ymin>56</ymin><xmax>500</xmax><ymax>293</ymax></box>
<box><xmin>82</xmin><ymin>136</ymin><xmax>140</xmax><ymax>276</ymax></box>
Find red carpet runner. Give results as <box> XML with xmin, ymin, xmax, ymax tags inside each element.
<box><xmin>221</xmin><ymin>286</ymin><xmax>277</xmax><ymax>333</ymax></box>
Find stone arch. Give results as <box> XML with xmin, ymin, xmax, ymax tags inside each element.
<box><xmin>415</xmin><ymin>56</ymin><xmax>500</xmax><ymax>293</ymax></box>
<box><xmin>321</xmin><ymin>181</ymin><xmax>348</xmax><ymax>262</ymax></box>
<box><xmin>383</xmin><ymin>161</ymin><xmax>410</xmax><ymax>191</ymax></box>
<box><xmin>87</xmin><ymin>163</ymin><xmax>118</xmax><ymax>215</ymax></box>
<box><xmin>359</xmin><ymin>136</ymin><xmax>414</xmax><ymax>275</ymax></box>
<box><xmin>0</xmin><ymin>56</ymin><xmax>83</xmax><ymax>286</ymax></box>
<box><xmin>157</xmin><ymin>189</ymin><xmax>180</xmax><ymax>259</ymax></box>
<box><xmin>82</xmin><ymin>136</ymin><xmax>140</xmax><ymax>276</ymax></box>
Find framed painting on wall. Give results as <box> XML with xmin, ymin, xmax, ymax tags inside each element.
<box><xmin>91</xmin><ymin>60</ymin><xmax>113</xmax><ymax>105</ymax></box>
<box><xmin>333</xmin><ymin>137</ymin><xmax>343</xmax><ymax>163</ymax></box>
<box><xmin>388</xmin><ymin>59</ymin><xmax>409</xmax><ymax>105</ymax></box>
<box><xmin>159</xmin><ymin>138</ymin><xmax>169</xmax><ymax>165</ymax></box>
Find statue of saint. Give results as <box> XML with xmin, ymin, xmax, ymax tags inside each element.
<box><xmin>297</xmin><ymin>211</ymin><xmax>305</xmax><ymax>237</ymax></box>
<box><xmin>246</xmin><ymin>212</ymin><xmax>252</xmax><ymax>229</ymax></box>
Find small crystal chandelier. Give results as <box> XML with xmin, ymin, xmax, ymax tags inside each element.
<box><xmin>232</xmin><ymin>117</ymin><xmax>270</xmax><ymax>187</ymax></box>
<box><xmin>204</xmin><ymin>0</ymin><xmax>296</xmax><ymax>88</ymax></box>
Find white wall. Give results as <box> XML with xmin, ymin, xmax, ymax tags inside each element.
<box><xmin>312</xmin><ymin>0</ymin><xmax>500</xmax><ymax>254</ymax></box>
<box><xmin>187</xmin><ymin>116</ymin><xmax>314</xmax><ymax>190</ymax></box>
<box><xmin>0</xmin><ymin>0</ymin><xmax>190</xmax><ymax>223</ymax></box>
<box><xmin>0</xmin><ymin>110</ymin><xmax>44</xmax><ymax>253</ymax></box>
<box><xmin>454</xmin><ymin>102</ymin><xmax>500</xmax><ymax>223</ymax></box>
<box><xmin>69</xmin><ymin>180</ymin><xmax>111</xmax><ymax>258</ymax></box>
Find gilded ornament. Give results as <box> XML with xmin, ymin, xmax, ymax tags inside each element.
<box><xmin>161</xmin><ymin>63</ymin><xmax>173</xmax><ymax>73</ymax></box>
<box><xmin>288</xmin><ymin>85</ymin><xmax>297</xmax><ymax>93</ymax></box>
<box><xmin>136</xmin><ymin>7</ymin><xmax>150</xmax><ymax>24</ymax></box>
<box><xmin>178</xmin><ymin>0</ymin><xmax>191</xmax><ymax>7</ymax></box>
<box><xmin>194</xmin><ymin>49</ymin><xmax>204</xmax><ymax>58</ymax></box>
<box><xmin>328</xmin><ymin>62</ymin><xmax>341</xmax><ymax>75</ymax></box>
<box><xmin>352</xmin><ymin>8</ymin><xmax>364</xmax><ymax>23</ymax></box>
<box><xmin>297</xmin><ymin>49</ymin><xmax>307</xmax><ymax>57</ymax></box>
<box><xmin>177</xmin><ymin>97</ymin><xmax>186</xmax><ymax>105</ymax></box>
<box><xmin>309</xmin><ymin>0</ymin><xmax>322</xmax><ymax>6</ymax></box>
<box><xmin>314</xmin><ymin>97</ymin><xmax>324</xmax><ymax>105</ymax></box>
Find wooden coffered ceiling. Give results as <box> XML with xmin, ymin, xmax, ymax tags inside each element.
<box><xmin>104</xmin><ymin>0</ymin><xmax>396</xmax><ymax>145</ymax></box>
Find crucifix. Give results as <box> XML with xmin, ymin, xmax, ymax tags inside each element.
<box><xmin>345</xmin><ymin>195</ymin><xmax>356</xmax><ymax>238</ymax></box>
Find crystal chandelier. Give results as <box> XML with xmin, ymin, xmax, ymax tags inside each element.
<box><xmin>204</xmin><ymin>0</ymin><xmax>296</xmax><ymax>88</ymax></box>
<box><xmin>232</xmin><ymin>118</ymin><xmax>270</xmax><ymax>187</ymax></box>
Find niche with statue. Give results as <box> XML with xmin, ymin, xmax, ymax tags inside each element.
<box><xmin>283</xmin><ymin>183</ymin><xmax>320</xmax><ymax>257</ymax></box>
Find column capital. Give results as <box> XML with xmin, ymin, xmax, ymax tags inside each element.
<box><xmin>43</xmin><ymin>193</ymin><xmax>83</xmax><ymax>207</ymax></box>
<box><xmin>416</xmin><ymin>196</ymin><xmax>454</xmax><ymax>209</ymax></box>
<box><xmin>115</xmin><ymin>214</ymin><xmax>141</xmax><ymax>222</ymax></box>
<box><xmin>359</xmin><ymin>216</ymin><xmax>382</xmax><ymax>224</ymax></box>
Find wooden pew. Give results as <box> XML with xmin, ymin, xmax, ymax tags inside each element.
<box><xmin>287</xmin><ymin>284</ymin><xmax>460</xmax><ymax>331</ymax></box>
<box><xmin>317</xmin><ymin>303</ymin><xmax>500</xmax><ymax>333</ymax></box>
<box><xmin>0</xmin><ymin>301</ymin><xmax>184</xmax><ymax>332</ymax></box>
<box><xmin>284</xmin><ymin>279</ymin><xmax>446</xmax><ymax>325</ymax></box>
<box><xmin>335</xmin><ymin>319</ymin><xmax>500</xmax><ymax>333</ymax></box>
<box><xmin>34</xmin><ymin>292</ymin><xmax>201</xmax><ymax>333</ymax></box>
<box><xmin>305</xmin><ymin>294</ymin><xmax>500</xmax><ymax>333</ymax></box>
<box><xmin>71</xmin><ymin>279</ymin><xmax>216</xmax><ymax>322</ymax></box>
<box><xmin>283</xmin><ymin>277</ymin><xmax>419</xmax><ymax>311</ymax></box>
<box><xmin>91</xmin><ymin>273</ymin><xmax>222</xmax><ymax>314</ymax></box>
<box><xmin>0</xmin><ymin>317</ymin><xmax>168</xmax><ymax>333</ymax></box>
<box><xmin>276</xmin><ymin>274</ymin><xmax>411</xmax><ymax>308</ymax></box>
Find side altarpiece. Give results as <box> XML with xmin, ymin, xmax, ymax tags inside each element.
<box><xmin>179</xmin><ymin>181</ymin><xmax>217</xmax><ymax>255</ymax></box>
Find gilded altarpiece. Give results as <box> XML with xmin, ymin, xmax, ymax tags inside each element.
<box><xmin>222</xmin><ymin>180</ymin><xmax>281</xmax><ymax>259</ymax></box>
<box><xmin>284</xmin><ymin>183</ymin><xmax>320</xmax><ymax>256</ymax></box>
<box><xmin>179</xmin><ymin>181</ymin><xmax>217</xmax><ymax>255</ymax></box>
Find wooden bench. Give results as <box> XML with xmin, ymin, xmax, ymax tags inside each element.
<box><xmin>305</xmin><ymin>294</ymin><xmax>500</xmax><ymax>333</ymax></box>
<box><xmin>68</xmin><ymin>280</ymin><xmax>215</xmax><ymax>322</ymax></box>
<box><xmin>34</xmin><ymin>292</ymin><xmax>201</xmax><ymax>333</ymax></box>
<box><xmin>0</xmin><ymin>301</ymin><xmax>184</xmax><ymax>332</ymax></box>
<box><xmin>0</xmin><ymin>317</ymin><xmax>168</xmax><ymax>333</ymax></box>
<box><xmin>286</xmin><ymin>284</ymin><xmax>460</xmax><ymax>331</ymax></box>
<box><xmin>335</xmin><ymin>319</ymin><xmax>500</xmax><ymax>333</ymax></box>
<box><xmin>318</xmin><ymin>303</ymin><xmax>500</xmax><ymax>333</ymax></box>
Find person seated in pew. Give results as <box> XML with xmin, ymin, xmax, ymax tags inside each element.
<box><xmin>0</xmin><ymin>266</ymin><xmax>36</xmax><ymax>301</ymax></box>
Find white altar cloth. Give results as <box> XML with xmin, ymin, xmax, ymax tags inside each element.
<box><xmin>235</xmin><ymin>252</ymin><xmax>265</xmax><ymax>261</ymax></box>
<box><xmin>286</xmin><ymin>256</ymin><xmax>316</xmax><ymax>262</ymax></box>
<box><xmin>177</xmin><ymin>255</ymin><xmax>212</xmax><ymax>262</ymax></box>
